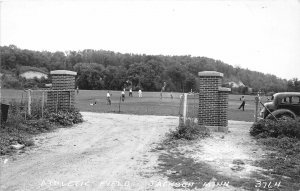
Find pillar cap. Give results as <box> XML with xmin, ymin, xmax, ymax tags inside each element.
<box><xmin>198</xmin><ymin>71</ymin><xmax>223</xmax><ymax>77</ymax></box>
<box><xmin>50</xmin><ymin>70</ymin><xmax>77</xmax><ymax>76</ymax></box>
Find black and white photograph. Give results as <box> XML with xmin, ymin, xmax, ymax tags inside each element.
<box><xmin>0</xmin><ymin>0</ymin><xmax>300</xmax><ymax>190</ymax></box>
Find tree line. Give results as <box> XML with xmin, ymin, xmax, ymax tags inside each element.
<box><xmin>1</xmin><ymin>45</ymin><xmax>299</xmax><ymax>93</ymax></box>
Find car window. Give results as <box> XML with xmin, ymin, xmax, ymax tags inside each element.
<box><xmin>280</xmin><ymin>97</ymin><xmax>289</xmax><ymax>104</ymax></box>
<box><xmin>280</xmin><ymin>96</ymin><xmax>300</xmax><ymax>104</ymax></box>
<box><xmin>291</xmin><ymin>96</ymin><xmax>300</xmax><ymax>104</ymax></box>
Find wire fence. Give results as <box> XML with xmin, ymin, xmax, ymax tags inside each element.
<box><xmin>6</xmin><ymin>90</ymin><xmax>46</xmax><ymax>120</ymax></box>
<box><xmin>178</xmin><ymin>93</ymin><xmax>199</xmax><ymax>125</ymax></box>
<box><xmin>2</xmin><ymin>89</ymin><xmax>74</xmax><ymax>122</ymax></box>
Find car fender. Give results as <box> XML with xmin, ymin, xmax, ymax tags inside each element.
<box><xmin>266</xmin><ymin>109</ymin><xmax>296</xmax><ymax>119</ymax></box>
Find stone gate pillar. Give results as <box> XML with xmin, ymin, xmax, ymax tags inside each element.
<box><xmin>198</xmin><ymin>71</ymin><xmax>231</xmax><ymax>132</ymax></box>
<box><xmin>47</xmin><ymin>70</ymin><xmax>77</xmax><ymax>111</ymax></box>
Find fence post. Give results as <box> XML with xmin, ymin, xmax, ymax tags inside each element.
<box><xmin>119</xmin><ymin>96</ymin><xmax>121</xmax><ymax>113</ymax></box>
<box><xmin>254</xmin><ymin>96</ymin><xmax>259</xmax><ymax>122</ymax></box>
<box><xmin>183</xmin><ymin>93</ymin><xmax>188</xmax><ymax>125</ymax></box>
<box><xmin>178</xmin><ymin>94</ymin><xmax>183</xmax><ymax>125</ymax></box>
<box><xmin>42</xmin><ymin>91</ymin><xmax>45</xmax><ymax>118</ymax></box>
<box><xmin>27</xmin><ymin>90</ymin><xmax>31</xmax><ymax>116</ymax></box>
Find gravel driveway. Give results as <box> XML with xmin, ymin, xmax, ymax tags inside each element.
<box><xmin>0</xmin><ymin>112</ymin><xmax>261</xmax><ymax>191</ymax></box>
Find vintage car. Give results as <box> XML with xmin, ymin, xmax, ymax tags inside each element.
<box><xmin>259</xmin><ymin>92</ymin><xmax>300</xmax><ymax>120</ymax></box>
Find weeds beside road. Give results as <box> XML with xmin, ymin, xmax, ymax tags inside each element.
<box><xmin>154</xmin><ymin>121</ymin><xmax>267</xmax><ymax>190</ymax></box>
<box><xmin>0</xmin><ymin>99</ymin><xmax>83</xmax><ymax>156</ymax></box>
<box><xmin>250</xmin><ymin>118</ymin><xmax>300</xmax><ymax>190</ymax></box>
<box><xmin>151</xmin><ymin>119</ymin><xmax>300</xmax><ymax>191</ymax></box>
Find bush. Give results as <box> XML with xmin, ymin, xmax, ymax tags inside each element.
<box><xmin>250</xmin><ymin>118</ymin><xmax>300</xmax><ymax>139</ymax></box>
<box><xmin>251</xmin><ymin>118</ymin><xmax>300</xmax><ymax>183</ymax></box>
<box><xmin>0</xmin><ymin>99</ymin><xmax>83</xmax><ymax>156</ymax></box>
<box><xmin>45</xmin><ymin>109</ymin><xmax>83</xmax><ymax>126</ymax></box>
<box><xmin>167</xmin><ymin>118</ymin><xmax>209</xmax><ymax>141</ymax></box>
<box><xmin>260</xmin><ymin>137</ymin><xmax>298</xmax><ymax>150</ymax></box>
<box><xmin>24</xmin><ymin>119</ymin><xmax>53</xmax><ymax>133</ymax></box>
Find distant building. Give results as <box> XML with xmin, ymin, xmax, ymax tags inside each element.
<box><xmin>19</xmin><ymin>66</ymin><xmax>48</xmax><ymax>79</ymax></box>
<box><xmin>20</xmin><ymin>71</ymin><xmax>48</xmax><ymax>79</ymax></box>
<box><xmin>227</xmin><ymin>81</ymin><xmax>239</xmax><ymax>88</ymax></box>
<box><xmin>224</xmin><ymin>80</ymin><xmax>253</xmax><ymax>94</ymax></box>
<box><xmin>227</xmin><ymin>81</ymin><xmax>245</xmax><ymax>88</ymax></box>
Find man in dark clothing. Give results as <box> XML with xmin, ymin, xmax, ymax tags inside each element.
<box><xmin>238</xmin><ymin>96</ymin><xmax>246</xmax><ymax>111</ymax></box>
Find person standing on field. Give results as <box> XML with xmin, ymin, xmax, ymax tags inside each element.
<box><xmin>238</xmin><ymin>96</ymin><xmax>246</xmax><ymax>111</ymax></box>
<box><xmin>138</xmin><ymin>89</ymin><xmax>142</xmax><ymax>98</ymax></box>
<box><xmin>129</xmin><ymin>88</ymin><xmax>133</xmax><ymax>97</ymax></box>
<box><xmin>121</xmin><ymin>90</ymin><xmax>125</xmax><ymax>101</ymax></box>
<box><xmin>106</xmin><ymin>91</ymin><xmax>111</xmax><ymax>105</ymax></box>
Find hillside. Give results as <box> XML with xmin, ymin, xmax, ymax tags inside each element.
<box><xmin>0</xmin><ymin>45</ymin><xmax>290</xmax><ymax>92</ymax></box>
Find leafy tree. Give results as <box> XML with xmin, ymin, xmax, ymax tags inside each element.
<box><xmin>185</xmin><ymin>75</ymin><xmax>196</xmax><ymax>92</ymax></box>
<box><xmin>103</xmin><ymin>65</ymin><xmax>126</xmax><ymax>90</ymax></box>
<box><xmin>0</xmin><ymin>44</ymin><xmax>293</xmax><ymax>92</ymax></box>
<box><xmin>287</xmin><ymin>78</ymin><xmax>300</xmax><ymax>92</ymax></box>
<box><xmin>73</xmin><ymin>63</ymin><xmax>105</xmax><ymax>90</ymax></box>
<box><xmin>166</xmin><ymin>64</ymin><xmax>187</xmax><ymax>92</ymax></box>
<box><xmin>127</xmin><ymin>62</ymin><xmax>161</xmax><ymax>91</ymax></box>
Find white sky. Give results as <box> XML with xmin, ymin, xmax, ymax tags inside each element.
<box><xmin>1</xmin><ymin>0</ymin><xmax>300</xmax><ymax>80</ymax></box>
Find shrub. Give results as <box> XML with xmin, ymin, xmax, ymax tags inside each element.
<box><xmin>250</xmin><ymin>118</ymin><xmax>300</xmax><ymax>139</ymax></box>
<box><xmin>24</xmin><ymin>119</ymin><xmax>53</xmax><ymax>133</ymax></box>
<box><xmin>45</xmin><ymin>109</ymin><xmax>83</xmax><ymax>126</ymax></box>
<box><xmin>167</xmin><ymin>118</ymin><xmax>209</xmax><ymax>141</ymax></box>
<box><xmin>0</xmin><ymin>98</ymin><xmax>83</xmax><ymax>156</ymax></box>
<box><xmin>260</xmin><ymin>137</ymin><xmax>298</xmax><ymax>150</ymax></box>
<box><xmin>252</xmin><ymin>119</ymin><xmax>300</xmax><ymax>182</ymax></box>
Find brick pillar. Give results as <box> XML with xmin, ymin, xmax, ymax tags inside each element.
<box><xmin>198</xmin><ymin>71</ymin><xmax>231</xmax><ymax>132</ymax></box>
<box><xmin>47</xmin><ymin>70</ymin><xmax>77</xmax><ymax>111</ymax></box>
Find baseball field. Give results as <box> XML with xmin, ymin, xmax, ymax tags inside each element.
<box><xmin>1</xmin><ymin>89</ymin><xmax>267</xmax><ymax>122</ymax></box>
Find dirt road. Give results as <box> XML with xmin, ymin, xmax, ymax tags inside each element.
<box><xmin>0</xmin><ymin>112</ymin><xmax>178</xmax><ymax>191</ymax></box>
<box><xmin>0</xmin><ymin>112</ymin><xmax>262</xmax><ymax>191</ymax></box>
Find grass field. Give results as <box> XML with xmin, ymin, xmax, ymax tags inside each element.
<box><xmin>1</xmin><ymin>89</ymin><xmax>270</xmax><ymax>122</ymax></box>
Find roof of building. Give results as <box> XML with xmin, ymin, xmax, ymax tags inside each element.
<box><xmin>19</xmin><ymin>66</ymin><xmax>48</xmax><ymax>75</ymax></box>
<box><xmin>50</xmin><ymin>70</ymin><xmax>77</xmax><ymax>76</ymax></box>
<box><xmin>198</xmin><ymin>71</ymin><xmax>224</xmax><ymax>77</ymax></box>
